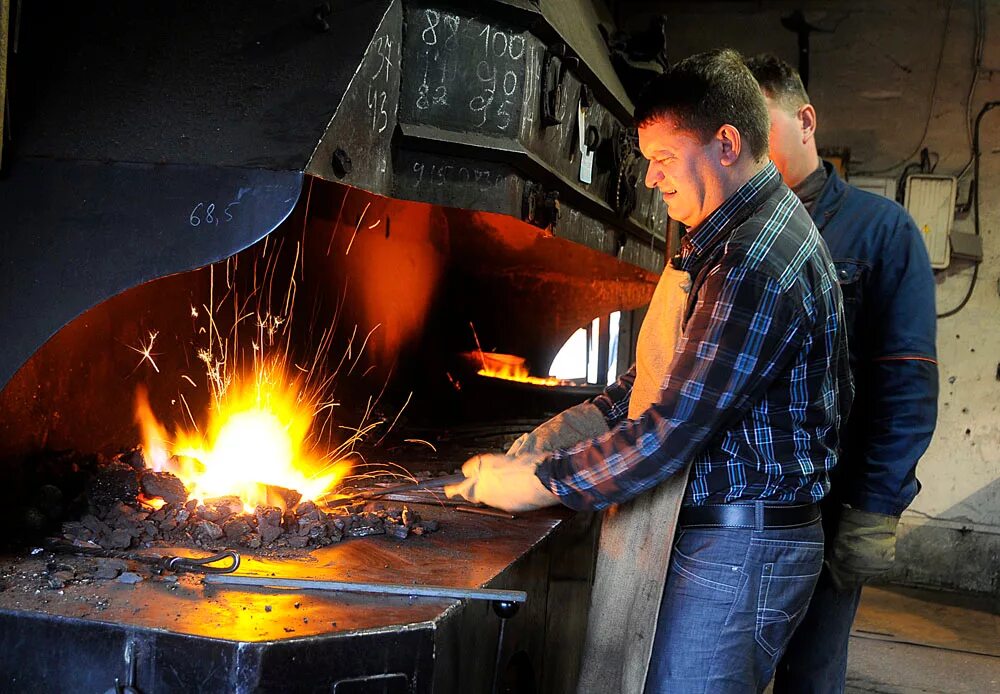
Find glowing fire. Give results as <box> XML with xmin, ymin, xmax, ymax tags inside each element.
<box><xmin>135</xmin><ymin>361</ymin><xmax>349</xmax><ymax>512</ymax></box>
<box><xmin>464</xmin><ymin>351</ymin><xmax>570</xmax><ymax>387</ymax></box>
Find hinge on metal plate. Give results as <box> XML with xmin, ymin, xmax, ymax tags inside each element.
<box><xmin>540</xmin><ymin>43</ymin><xmax>578</xmax><ymax>127</ymax></box>
<box><xmin>609</xmin><ymin>127</ymin><xmax>640</xmax><ymax>218</ymax></box>
<box><xmin>523</xmin><ymin>182</ymin><xmax>560</xmax><ymax>230</ymax></box>
<box><xmin>614</xmin><ymin>229</ymin><xmax>628</xmax><ymax>258</ymax></box>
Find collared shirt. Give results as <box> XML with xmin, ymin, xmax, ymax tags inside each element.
<box><xmin>535</xmin><ymin>163</ymin><xmax>853</xmax><ymax>511</ymax></box>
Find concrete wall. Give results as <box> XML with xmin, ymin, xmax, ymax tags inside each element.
<box><xmin>619</xmin><ymin>0</ymin><xmax>1000</xmax><ymax>595</ymax></box>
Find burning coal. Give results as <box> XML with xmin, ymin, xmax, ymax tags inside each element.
<box><xmin>135</xmin><ymin>363</ymin><xmax>349</xmax><ymax>514</ymax></box>
<box><xmin>59</xmin><ymin>447</ymin><xmax>438</xmax><ymax>554</ymax></box>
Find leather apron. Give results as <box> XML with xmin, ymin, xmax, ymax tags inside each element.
<box><xmin>576</xmin><ymin>265</ymin><xmax>693</xmax><ymax>694</ymax></box>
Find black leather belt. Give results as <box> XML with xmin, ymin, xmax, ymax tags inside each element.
<box><xmin>678</xmin><ymin>502</ymin><xmax>821</xmax><ymax>530</ymax></box>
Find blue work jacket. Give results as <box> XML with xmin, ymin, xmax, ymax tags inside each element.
<box><xmin>813</xmin><ymin>161</ymin><xmax>939</xmax><ymax>516</ymax></box>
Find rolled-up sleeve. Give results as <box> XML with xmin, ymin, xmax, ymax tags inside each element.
<box><xmin>590</xmin><ymin>364</ymin><xmax>636</xmax><ymax>428</ymax></box>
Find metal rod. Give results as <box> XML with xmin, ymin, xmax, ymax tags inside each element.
<box><xmin>362</xmin><ymin>473</ymin><xmax>465</xmax><ymax>498</ymax></box>
<box><xmin>456</xmin><ymin>505</ymin><xmax>516</xmax><ymax>520</ymax></box>
<box><xmin>492</xmin><ymin>615</ymin><xmax>507</xmax><ymax>694</ymax></box>
<box><xmin>324</xmin><ymin>474</ymin><xmax>466</xmax><ymax>509</ymax></box>
<box><xmin>204</xmin><ymin>574</ymin><xmax>527</xmax><ymax>603</ymax></box>
<box><xmin>372</xmin><ymin>495</ymin><xmax>466</xmax><ymax>507</ymax></box>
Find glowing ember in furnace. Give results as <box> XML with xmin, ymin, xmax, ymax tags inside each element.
<box><xmin>140</xmin><ymin>496</ymin><xmax>167</xmax><ymax>511</ymax></box>
<box><xmin>463</xmin><ymin>351</ymin><xmax>573</xmax><ymax>387</ymax></box>
<box><xmin>136</xmin><ymin>361</ymin><xmax>350</xmax><ymax>513</ymax></box>
<box><xmin>129</xmin><ymin>239</ymin><xmax>390</xmax><ymax>514</ymax></box>
<box><xmin>477</xmin><ymin>363</ymin><xmax>567</xmax><ymax>387</ymax></box>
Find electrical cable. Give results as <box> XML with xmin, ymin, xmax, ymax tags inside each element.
<box><xmin>894</xmin><ymin>149</ymin><xmax>934</xmax><ymax>203</ymax></box>
<box><xmin>895</xmin><ymin>161</ymin><xmax>923</xmax><ymax>204</ymax></box>
<box><xmin>937</xmin><ymin>101</ymin><xmax>999</xmax><ymax>319</ymax></box>
<box><xmin>938</xmin><ymin>262</ymin><xmax>979</xmax><ymax>320</ymax></box>
<box><xmin>956</xmin><ymin>0</ymin><xmax>985</xmax><ymax>182</ymax></box>
<box><xmin>857</xmin><ymin>0</ymin><xmax>952</xmax><ymax>176</ymax></box>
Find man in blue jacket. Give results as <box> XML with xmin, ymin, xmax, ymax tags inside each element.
<box><xmin>746</xmin><ymin>54</ymin><xmax>939</xmax><ymax>693</ymax></box>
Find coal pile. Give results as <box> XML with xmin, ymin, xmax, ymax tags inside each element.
<box><xmin>57</xmin><ymin>449</ymin><xmax>439</xmax><ymax>553</ymax></box>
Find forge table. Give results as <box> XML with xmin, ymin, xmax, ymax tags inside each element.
<box><xmin>0</xmin><ymin>506</ymin><xmax>598</xmax><ymax>693</ymax></box>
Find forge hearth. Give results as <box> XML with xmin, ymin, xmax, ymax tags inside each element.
<box><xmin>0</xmin><ymin>504</ymin><xmax>595</xmax><ymax>693</ymax></box>
<box><xmin>60</xmin><ymin>448</ymin><xmax>442</xmax><ymax>554</ymax></box>
<box><xmin>0</xmin><ymin>435</ymin><xmax>597</xmax><ymax>693</ymax></box>
<box><xmin>6</xmin><ymin>444</ymin><xmax>445</xmax><ymax>557</ymax></box>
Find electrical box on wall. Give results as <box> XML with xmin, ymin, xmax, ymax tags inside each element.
<box><xmin>849</xmin><ymin>176</ymin><xmax>895</xmax><ymax>200</ymax></box>
<box><xmin>905</xmin><ymin>175</ymin><xmax>957</xmax><ymax>270</ymax></box>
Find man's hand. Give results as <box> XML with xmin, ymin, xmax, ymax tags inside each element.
<box><xmin>507</xmin><ymin>401</ymin><xmax>608</xmax><ymax>456</ymax></box>
<box><xmin>827</xmin><ymin>507</ymin><xmax>900</xmax><ymax>591</ymax></box>
<box><xmin>444</xmin><ymin>453</ymin><xmax>561</xmax><ymax>513</ymax></box>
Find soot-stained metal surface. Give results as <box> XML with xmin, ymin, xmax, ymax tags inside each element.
<box><xmin>388</xmin><ymin>3</ymin><xmax>667</xmax><ymax>257</ymax></box>
<box><xmin>0</xmin><ymin>506</ymin><xmax>592</xmax><ymax>693</ymax></box>
<box><xmin>0</xmin><ymin>0</ymin><xmax>399</xmax><ymax>388</ymax></box>
<box><xmin>0</xmin><ymin>183</ymin><xmax>657</xmax><ymax>462</ymax></box>
<box><xmin>0</xmin><ymin>4</ymin><xmax>663</xmax><ymax>687</ymax></box>
<box><xmin>0</xmin><ymin>161</ymin><xmax>303</xmax><ymax>393</ymax></box>
<box><xmin>0</xmin><ymin>0</ymin><xmax>666</xmax><ymax>390</ymax></box>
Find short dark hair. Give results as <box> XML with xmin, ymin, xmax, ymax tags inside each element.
<box><xmin>745</xmin><ymin>53</ymin><xmax>811</xmax><ymax>112</ymax></box>
<box><xmin>634</xmin><ymin>48</ymin><xmax>770</xmax><ymax>161</ymax></box>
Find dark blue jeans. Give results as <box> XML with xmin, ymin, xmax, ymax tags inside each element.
<box><xmin>771</xmin><ymin>563</ymin><xmax>863</xmax><ymax>693</ymax></box>
<box><xmin>645</xmin><ymin>521</ymin><xmax>825</xmax><ymax>693</ymax></box>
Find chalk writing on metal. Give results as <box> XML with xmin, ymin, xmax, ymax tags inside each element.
<box><xmin>367</xmin><ymin>33</ymin><xmax>394</xmax><ymax>133</ymax></box>
<box><xmin>410</xmin><ymin>160</ymin><xmax>500</xmax><ymax>190</ymax></box>
<box><xmin>189</xmin><ymin>200</ymin><xmax>240</xmax><ymax>228</ymax></box>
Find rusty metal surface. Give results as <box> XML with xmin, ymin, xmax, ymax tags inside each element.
<box><xmin>0</xmin><ymin>505</ymin><xmax>570</xmax><ymax>643</ymax></box>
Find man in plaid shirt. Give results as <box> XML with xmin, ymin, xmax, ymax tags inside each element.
<box><xmin>448</xmin><ymin>49</ymin><xmax>852</xmax><ymax>691</ymax></box>
<box><xmin>544</xmin><ymin>156</ymin><xmax>852</xmax><ymax>512</ymax></box>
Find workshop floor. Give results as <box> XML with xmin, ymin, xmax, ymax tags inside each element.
<box><xmin>844</xmin><ymin>585</ymin><xmax>1000</xmax><ymax>693</ymax></box>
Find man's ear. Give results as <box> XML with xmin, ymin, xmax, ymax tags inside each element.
<box><xmin>717</xmin><ymin>125</ymin><xmax>741</xmax><ymax>166</ymax></box>
<box><xmin>799</xmin><ymin>104</ymin><xmax>818</xmax><ymax>144</ymax></box>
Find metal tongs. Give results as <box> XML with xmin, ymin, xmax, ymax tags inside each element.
<box><xmin>45</xmin><ymin>541</ymin><xmax>241</xmax><ymax>575</ymax></box>
<box><xmin>325</xmin><ymin>473</ymin><xmax>465</xmax><ymax>508</ymax></box>
<box><xmin>158</xmin><ymin>550</ymin><xmax>241</xmax><ymax>574</ymax></box>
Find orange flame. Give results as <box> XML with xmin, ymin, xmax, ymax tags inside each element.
<box><xmin>134</xmin><ymin>361</ymin><xmax>349</xmax><ymax>512</ymax></box>
<box><xmin>464</xmin><ymin>352</ymin><xmax>570</xmax><ymax>387</ymax></box>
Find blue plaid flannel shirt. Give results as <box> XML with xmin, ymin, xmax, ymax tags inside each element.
<box><xmin>535</xmin><ymin>163</ymin><xmax>853</xmax><ymax>510</ymax></box>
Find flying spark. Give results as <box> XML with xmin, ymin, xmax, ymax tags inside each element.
<box><xmin>129</xmin><ymin>330</ymin><xmax>161</xmax><ymax>373</ymax></box>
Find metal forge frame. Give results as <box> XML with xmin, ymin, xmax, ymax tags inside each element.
<box><xmin>0</xmin><ymin>1</ymin><xmax>669</xmax><ymax>690</ymax></box>
<box><xmin>0</xmin><ymin>506</ymin><xmax>598</xmax><ymax>693</ymax></box>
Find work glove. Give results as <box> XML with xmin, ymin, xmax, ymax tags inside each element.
<box><xmin>827</xmin><ymin>507</ymin><xmax>900</xmax><ymax>591</ymax></box>
<box><xmin>507</xmin><ymin>401</ymin><xmax>609</xmax><ymax>456</ymax></box>
<box><xmin>444</xmin><ymin>453</ymin><xmax>561</xmax><ymax>513</ymax></box>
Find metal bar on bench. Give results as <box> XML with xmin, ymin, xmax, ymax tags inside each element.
<box><xmin>204</xmin><ymin>574</ymin><xmax>527</xmax><ymax>603</ymax></box>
